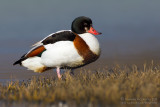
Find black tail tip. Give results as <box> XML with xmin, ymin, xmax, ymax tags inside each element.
<box><xmin>13</xmin><ymin>62</ymin><xmax>18</xmax><ymax>65</ymax></box>
<box><xmin>13</xmin><ymin>62</ymin><xmax>17</xmax><ymax>65</ymax></box>
<box><xmin>13</xmin><ymin>60</ymin><xmax>22</xmax><ymax>65</ymax></box>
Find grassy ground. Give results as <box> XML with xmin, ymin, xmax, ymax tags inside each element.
<box><xmin>0</xmin><ymin>62</ymin><xmax>160</xmax><ymax>107</ymax></box>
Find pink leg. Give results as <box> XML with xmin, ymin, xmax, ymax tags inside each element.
<box><xmin>56</xmin><ymin>67</ymin><xmax>61</xmax><ymax>79</ymax></box>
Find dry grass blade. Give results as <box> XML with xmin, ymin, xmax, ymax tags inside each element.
<box><xmin>0</xmin><ymin>63</ymin><xmax>160</xmax><ymax>107</ymax></box>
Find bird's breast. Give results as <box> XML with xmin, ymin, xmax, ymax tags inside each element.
<box><xmin>73</xmin><ymin>33</ymin><xmax>100</xmax><ymax>64</ymax></box>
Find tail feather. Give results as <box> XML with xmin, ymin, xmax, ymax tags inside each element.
<box><xmin>13</xmin><ymin>58</ymin><xmax>26</xmax><ymax>65</ymax></box>
<box><xmin>13</xmin><ymin>54</ymin><xmax>27</xmax><ymax>65</ymax></box>
<box><xmin>13</xmin><ymin>45</ymin><xmax>46</xmax><ymax>66</ymax></box>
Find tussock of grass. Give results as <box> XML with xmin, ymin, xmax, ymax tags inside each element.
<box><xmin>0</xmin><ymin>63</ymin><xmax>160</xmax><ymax>106</ymax></box>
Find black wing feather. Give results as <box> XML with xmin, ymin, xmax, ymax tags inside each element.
<box><xmin>13</xmin><ymin>31</ymin><xmax>76</xmax><ymax>65</ymax></box>
<box><xmin>13</xmin><ymin>53</ymin><xmax>27</xmax><ymax>65</ymax></box>
<box><xmin>42</xmin><ymin>31</ymin><xmax>76</xmax><ymax>45</ymax></box>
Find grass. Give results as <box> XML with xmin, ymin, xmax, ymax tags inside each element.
<box><xmin>0</xmin><ymin>62</ymin><xmax>160</xmax><ymax>106</ymax></box>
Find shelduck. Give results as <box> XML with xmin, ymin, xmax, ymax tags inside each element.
<box><xmin>13</xmin><ymin>16</ymin><xmax>102</xmax><ymax>79</ymax></box>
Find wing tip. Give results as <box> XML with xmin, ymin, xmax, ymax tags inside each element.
<box><xmin>13</xmin><ymin>59</ymin><xmax>22</xmax><ymax>65</ymax></box>
<box><xmin>13</xmin><ymin>57</ymin><xmax>27</xmax><ymax>66</ymax></box>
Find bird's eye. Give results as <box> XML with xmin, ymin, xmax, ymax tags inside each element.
<box><xmin>84</xmin><ymin>23</ymin><xmax>87</xmax><ymax>26</ymax></box>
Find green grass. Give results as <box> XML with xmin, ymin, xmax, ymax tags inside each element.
<box><xmin>0</xmin><ymin>62</ymin><xmax>160</xmax><ymax>106</ymax></box>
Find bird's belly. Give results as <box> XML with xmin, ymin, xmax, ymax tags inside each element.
<box><xmin>41</xmin><ymin>41</ymin><xmax>84</xmax><ymax>67</ymax></box>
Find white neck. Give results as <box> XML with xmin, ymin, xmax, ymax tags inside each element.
<box><xmin>79</xmin><ymin>33</ymin><xmax>100</xmax><ymax>55</ymax></box>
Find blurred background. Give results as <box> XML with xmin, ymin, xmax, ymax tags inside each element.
<box><xmin>0</xmin><ymin>0</ymin><xmax>160</xmax><ymax>81</ymax></box>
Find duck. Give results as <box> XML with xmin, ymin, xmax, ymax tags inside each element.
<box><xmin>13</xmin><ymin>16</ymin><xmax>102</xmax><ymax>79</ymax></box>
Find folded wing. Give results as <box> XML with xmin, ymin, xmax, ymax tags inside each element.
<box><xmin>32</xmin><ymin>30</ymin><xmax>76</xmax><ymax>46</ymax></box>
<box><xmin>13</xmin><ymin>30</ymin><xmax>76</xmax><ymax>65</ymax></box>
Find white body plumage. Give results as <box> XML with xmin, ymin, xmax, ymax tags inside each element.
<box><xmin>22</xmin><ymin>33</ymin><xmax>100</xmax><ymax>72</ymax></box>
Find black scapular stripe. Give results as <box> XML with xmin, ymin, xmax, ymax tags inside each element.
<box><xmin>42</xmin><ymin>31</ymin><xmax>76</xmax><ymax>45</ymax></box>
